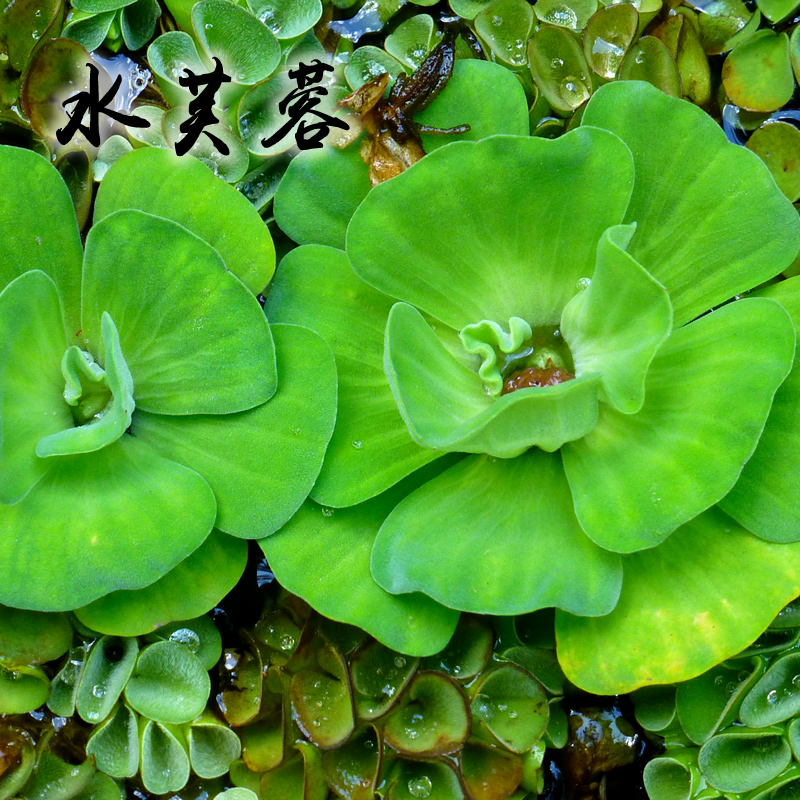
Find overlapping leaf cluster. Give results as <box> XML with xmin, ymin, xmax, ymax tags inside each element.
<box><xmin>640</xmin><ymin>601</ymin><xmax>800</xmax><ymax>800</ymax></box>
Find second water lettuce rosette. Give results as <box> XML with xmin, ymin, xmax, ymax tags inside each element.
<box><xmin>264</xmin><ymin>80</ymin><xmax>800</xmax><ymax>692</ymax></box>
<box><xmin>0</xmin><ymin>145</ymin><xmax>336</xmax><ymax>633</ymax></box>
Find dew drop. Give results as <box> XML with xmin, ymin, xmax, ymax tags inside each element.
<box><xmin>576</xmin><ymin>276</ymin><xmax>591</xmax><ymax>290</ymax></box>
<box><xmin>491</xmin><ymin>14</ymin><xmax>503</xmax><ymax>25</ymax></box>
<box><xmin>205</xmin><ymin>22</ymin><xmax>213</xmax><ymax>29</ymax></box>
<box><xmin>394</xmin><ymin>656</ymin><xmax>407</xmax><ymax>668</ymax></box>
<box><xmin>322</xmin><ymin>507</ymin><xmax>334</xmax><ymax>517</ymax></box>
<box><xmin>408</xmin><ymin>776</ymin><xmax>433</xmax><ymax>798</ymax></box>
<box><xmin>714</xmin><ymin>675</ymin><xmax>725</xmax><ymax>687</ymax></box>
<box><xmin>91</xmin><ymin>684</ymin><xmax>106</xmax><ymax>698</ymax></box>
<box><xmin>279</xmin><ymin>634</ymin><xmax>296</xmax><ymax>651</ymax></box>
<box><xmin>352</xmin><ymin>440</ymin><xmax>363</xmax><ymax>449</ymax></box>
<box><xmin>726</xmin><ymin>682</ymin><xmax>737</xmax><ymax>695</ymax></box>
<box><xmin>551</xmin><ymin>57</ymin><xmax>564</xmax><ymax>68</ymax></box>
<box><xmin>509</xmin><ymin>710</ymin><xmax>519</xmax><ymax>719</ymax></box>
<box><xmin>169</xmin><ymin>628</ymin><xmax>201</xmax><ymax>653</ymax></box>
<box><xmin>767</xmin><ymin>689</ymin><xmax>779</xmax><ymax>704</ymax></box>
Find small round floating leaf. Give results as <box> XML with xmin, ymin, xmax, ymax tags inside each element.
<box><xmin>240</xmin><ymin>711</ymin><xmax>284</xmax><ymax>772</ymax></box>
<box><xmin>643</xmin><ymin>752</ymin><xmax>700</xmax><ymax>800</ymax></box>
<box><xmin>21</xmin><ymin>753</ymin><xmax>95</xmax><ymax>800</ymax></box>
<box><xmin>0</xmin><ymin>607</ymin><xmax>72</xmax><ymax>665</ymax></box>
<box><xmin>162</xmin><ymin>107</ymin><xmax>249</xmax><ymax>183</ymax></box>
<box><xmin>535</xmin><ymin>0</ymin><xmax>597</xmax><ymax>30</ymax></box>
<box><xmin>139</xmin><ymin>720</ymin><xmax>191</xmax><ymax>796</ymax></box>
<box><xmin>698</xmin><ymin>728</ymin><xmax>791</xmax><ymax>793</ymax></box>
<box><xmin>217</xmin><ymin>646</ymin><xmax>262</xmax><ymax>727</ymax></box>
<box><xmin>722</xmin><ymin>30</ymin><xmax>794</xmax><ymax>112</ymax></box>
<box><xmin>121</xmin><ymin>0</ymin><xmax>162</xmax><ymax>50</ymax></box>
<box><xmin>422</xmin><ymin>616</ymin><xmax>493</xmax><ymax>681</ymax></box>
<box><xmin>1</xmin><ymin>0</ymin><xmax>61</xmax><ymax>71</ymax></box>
<box><xmin>772</xmin><ymin>600</ymin><xmax>800</xmax><ymax>629</ymax></box>
<box><xmin>236</xmin><ymin>156</ymin><xmax>289</xmax><ymax>213</ymax></box>
<box><xmin>214</xmin><ymin>791</ymin><xmax>259</xmax><ymax>800</ymax></box>
<box><xmin>75</xmin><ymin>531</ymin><xmax>246</xmax><ymax>640</ymax></box>
<box><xmin>757</xmin><ymin>0</ymin><xmax>800</xmax><ymax>22</ymax></box>
<box><xmin>192</xmin><ymin>0</ymin><xmax>280</xmax><ymax>85</ymax></box>
<box><xmin>345</xmin><ymin>46</ymin><xmax>405</xmax><ymax>91</ymax></box>
<box><xmin>147</xmin><ymin>31</ymin><xmax>209</xmax><ymax>107</ymax></box>
<box><xmin>450</xmin><ymin>0</ymin><xmax>494</xmax><ymax>18</ymax></box>
<box><xmin>246</xmin><ymin>0</ymin><xmax>323</xmax><ymax>39</ymax></box>
<box><xmin>528</xmin><ymin>26</ymin><xmax>593</xmax><ymax>112</ymax></box>
<box><xmin>86</xmin><ymin>703</ymin><xmax>139</xmax><ymax>778</ymax></box>
<box><xmin>72</xmin><ymin>0</ymin><xmax>134</xmax><ymax>11</ymax></box>
<box><xmin>76</xmin><ymin>636</ymin><xmax>138</xmax><ymax>724</ymax></box>
<box><xmin>676</xmin><ymin>657</ymin><xmax>765</xmax><ymax>743</ymax></box>
<box><xmin>583</xmin><ymin>3</ymin><xmax>638</xmax><ymax>78</ymax></box>
<box><xmin>21</xmin><ymin>37</ymin><xmax>91</xmax><ymax>142</ymax></box>
<box><xmin>93</xmin><ymin>135</ymin><xmax>134</xmax><ymax>182</ymax></box>
<box><xmin>237</xmin><ymin>72</ymin><xmax>298</xmax><ymax>157</ymax></box>
<box><xmin>630</xmin><ymin>686</ymin><xmax>677</xmax><ymax>732</ymax></box>
<box><xmin>291</xmin><ymin>643</ymin><xmax>355</xmax><ymax>748</ymax></box>
<box><xmin>460</xmin><ymin>741</ymin><xmax>524</xmax><ymax>800</ymax></box>
<box><xmin>48</xmin><ymin>644</ymin><xmax>89</xmax><ymax>718</ymax></box>
<box><xmin>0</xmin><ymin>665</ymin><xmax>51</xmax><ymax>714</ymax></box>
<box><xmin>747</xmin><ymin>122</ymin><xmax>800</xmax><ymax>203</ymax></box>
<box><xmin>694</xmin><ymin>0</ymin><xmax>751</xmax><ymax>55</ymax></box>
<box><xmin>321</xmin><ymin>726</ymin><xmax>381</xmax><ymax>800</ymax></box>
<box><xmin>385</xmin><ymin>758</ymin><xmax>464</xmax><ymax>800</ymax></box>
<box><xmin>501</xmin><ymin>646</ymin><xmax>566</xmax><ymax>696</ymax></box>
<box><xmin>350</xmin><ymin>641</ymin><xmax>420</xmax><ymax>720</ymax></box>
<box><xmin>57</xmin><ymin>14</ymin><xmax>117</xmax><ymax>62</ymax></box>
<box><xmin>618</xmin><ymin>36</ymin><xmax>681</xmax><ymax>95</ymax></box>
<box><xmin>385</xmin><ymin>14</ymin><xmax>437</xmax><ymax>70</ymax></box>
<box><xmin>75</xmin><ymin>772</ymin><xmax>125</xmax><ymax>800</ymax></box>
<box><xmin>125</xmin><ymin>640</ymin><xmax>210</xmax><ymax>724</ymax></box>
<box><xmin>383</xmin><ymin>672</ymin><xmax>470</xmax><ymax>756</ymax></box>
<box><xmin>187</xmin><ymin>713</ymin><xmax>242</xmax><ymax>778</ymax></box>
<box><xmin>676</xmin><ymin>14</ymin><xmax>711</xmax><ymax>106</ymax></box>
<box><xmin>741</xmin><ymin>653</ymin><xmax>800</xmax><ymax>727</ymax></box>
<box><xmin>260</xmin><ymin>743</ymin><xmax>328</xmax><ymax>800</ymax></box>
<box><xmin>470</xmin><ymin>665</ymin><xmax>549</xmax><ymax>753</ymax></box>
<box><xmin>475</xmin><ymin>0</ymin><xmax>533</xmax><ymax>66</ymax></box>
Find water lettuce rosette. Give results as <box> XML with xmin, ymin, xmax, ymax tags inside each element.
<box><xmin>264</xmin><ymin>80</ymin><xmax>800</xmax><ymax>692</ymax></box>
<box><xmin>0</xmin><ymin>145</ymin><xmax>335</xmax><ymax>631</ymax></box>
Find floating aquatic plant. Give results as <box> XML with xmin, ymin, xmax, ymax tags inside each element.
<box><xmin>0</xmin><ymin>143</ymin><xmax>335</xmax><ymax>624</ymax></box>
<box><xmin>264</xmin><ymin>79</ymin><xmax>800</xmax><ymax>693</ymax></box>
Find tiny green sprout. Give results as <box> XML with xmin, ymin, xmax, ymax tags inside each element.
<box><xmin>265</xmin><ymin>80</ymin><xmax>800</xmax><ymax>693</ymax></box>
<box><xmin>0</xmin><ymin>144</ymin><xmax>336</xmax><ymax>623</ymax></box>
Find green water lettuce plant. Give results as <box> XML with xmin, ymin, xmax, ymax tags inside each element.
<box><xmin>0</xmin><ymin>144</ymin><xmax>336</xmax><ymax>621</ymax></box>
<box><xmin>264</xmin><ymin>79</ymin><xmax>800</xmax><ymax>693</ymax></box>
